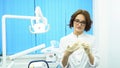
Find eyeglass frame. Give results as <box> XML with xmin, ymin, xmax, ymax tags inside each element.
<box><xmin>74</xmin><ymin>19</ymin><xmax>86</xmax><ymax>26</ymax></box>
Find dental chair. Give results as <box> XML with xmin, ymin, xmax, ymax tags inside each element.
<box><xmin>28</xmin><ymin>40</ymin><xmax>61</xmax><ymax>68</ymax></box>
<box><xmin>28</xmin><ymin>60</ymin><xmax>49</xmax><ymax>68</ymax></box>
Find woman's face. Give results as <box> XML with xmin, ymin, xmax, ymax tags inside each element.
<box><xmin>73</xmin><ymin>14</ymin><xmax>86</xmax><ymax>35</ymax></box>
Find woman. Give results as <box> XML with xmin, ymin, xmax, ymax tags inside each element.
<box><xmin>59</xmin><ymin>9</ymin><xmax>100</xmax><ymax>68</ymax></box>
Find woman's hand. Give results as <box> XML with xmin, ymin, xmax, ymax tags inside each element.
<box><xmin>66</xmin><ymin>42</ymin><xmax>81</xmax><ymax>52</ymax></box>
<box><xmin>82</xmin><ymin>43</ymin><xmax>91</xmax><ymax>55</ymax></box>
<box><xmin>64</xmin><ymin>41</ymin><xmax>81</xmax><ymax>56</ymax></box>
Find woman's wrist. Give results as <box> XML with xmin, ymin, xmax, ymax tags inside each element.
<box><xmin>64</xmin><ymin>50</ymin><xmax>72</xmax><ymax>57</ymax></box>
<box><xmin>87</xmin><ymin>52</ymin><xmax>91</xmax><ymax>56</ymax></box>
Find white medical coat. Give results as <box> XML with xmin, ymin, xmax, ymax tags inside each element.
<box><xmin>59</xmin><ymin>32</ymin><xmax>100</xmax><ymax>68</ymax></box>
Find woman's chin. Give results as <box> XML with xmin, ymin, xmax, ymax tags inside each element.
<box><xmin>75</xmin><ymin>29</ymin><xmax>82</xmax><ymax>32</ymax></box>
<box><xmin>75</xmin><ymin>31</ymin><xmax>83</xmax><ymax>35</ymax></box>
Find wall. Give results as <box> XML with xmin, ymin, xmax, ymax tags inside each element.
<box><xmin>94</xmin><ymin>0</ymin><xmax>120</xmax><ymax>68</ymax></box>
<box><xmin>107</xmin><ymin>0</ymin><xmax>120</xmax><ymax>68</ymax></box>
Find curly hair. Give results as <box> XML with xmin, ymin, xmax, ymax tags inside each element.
<box><xmin>69</xmin><ymin>9</ymin><xmax>92</xmax><ymax>31</ymax></box>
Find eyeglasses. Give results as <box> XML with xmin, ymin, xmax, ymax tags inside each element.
<box><xmin>74</xmin><ymin>19</ymin><xmax>86</xmax><ymax>25</ymax></box>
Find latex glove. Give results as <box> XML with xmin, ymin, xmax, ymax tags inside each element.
<box><xmin>66</xmin><ymin>41</ymin><xmax>82</xmax><ymax>52</ymax></box>
<box><xmin>82</xmin><ymin>43</ymin><xmax>91</xmax><ymax>55</ymax></box>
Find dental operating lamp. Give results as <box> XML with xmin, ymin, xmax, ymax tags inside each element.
<box><xmin>1</xmin><ymin>6</ymin><xmax>49</xmax><ymax>68</ymax></box>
